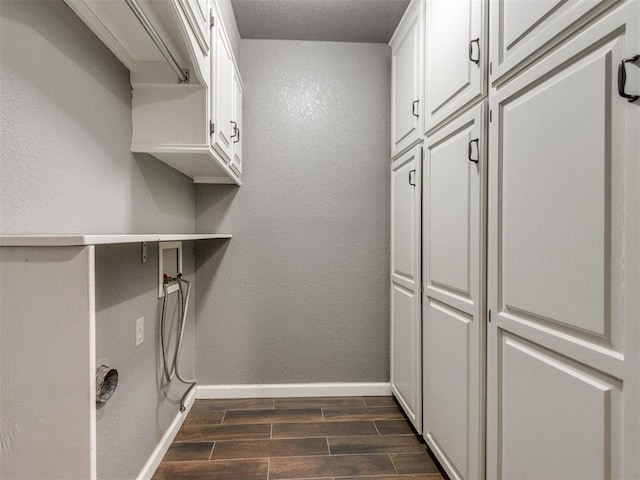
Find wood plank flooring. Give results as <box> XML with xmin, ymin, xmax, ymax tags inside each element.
<box><xmin>153</xmin><ymin>396</ymin><xmax>447</xmax><ymax>480</ymax></box>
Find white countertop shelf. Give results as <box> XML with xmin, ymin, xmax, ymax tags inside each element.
<box><xmin>0</xmin><ymin>234</ymin><xmax>232</xmax><ymax>247</ymax></box>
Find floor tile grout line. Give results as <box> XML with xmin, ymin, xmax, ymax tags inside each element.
<box><xmin>388</xmin><ymin>452</ymin><xmax>399</xmax><ymax>475</ymax></box>
<box><xmin>208</xmin><ymin>441</ymin><xmax>215</xmax><ymax>461</ymax></box>
<box><xmin>270</xmin><ymin>422</ymin><xmax>273</xmax><ymax>439</ymax></box>
<box><xmin>373</xmin><ymin>420</ymin><xmax>381</xmax><ymax>436</ymax></box>
<box><xmin>325</xmin><ymin>436</ymin><xmax>331</xmax><ymax>456</ymax></box>
<box><xmin>220</xmin><ymin>409</ymin><xmax>227</xmax><ymax>424</ymax></box>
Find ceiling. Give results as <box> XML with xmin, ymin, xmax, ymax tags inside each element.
<box><xmin>230</xmin><ymin>0</ymin><xmax>411</xmax><ymax>44</ymax></box>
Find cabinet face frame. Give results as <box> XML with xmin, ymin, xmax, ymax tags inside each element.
<box><xmin>390</xmin><ymin>144</ymin><xmax>423</xmax><ymax>433</ymax></box>
<box><xmin>424</xmin><ymin>0</ymin><xmax>488</xmax><ymax>135</ymax></box>
<box><xmin>487</xmin><ymin>3</ymin><xmax>640</xmax><ymax>478</ymax></box>
<box><xmin>422</xmin><ymin>102</ymin><xmax>487</xmax><ymax>480</ymax></box>
<box><xmin>390</xmin><ymin>0</ymin><xmax>425</xmax><ymax>159</ymax></box>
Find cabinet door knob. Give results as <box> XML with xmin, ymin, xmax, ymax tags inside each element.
<box><xmin>469</xmin><ymin>38</ymin><xmax>480</xmax><ymax>65</ymax></box>
<box><xmin>412</xmin><ymin>100</ymin><xmax>419</xmax><ymax>118</ymax></box>
<box><xmin>618</xmin><ymin>55</ymin><xmax>639</xmax><ymax>102</ymax></box>
<box><xmin>468</xmin><ymin>139</ymin><xmax>480</xmax><ymax>163</ymax></box>
<box><xmin>409</xmin><ymin>169</ymin><xmax>416</xmax><ymax>186</ymax></box>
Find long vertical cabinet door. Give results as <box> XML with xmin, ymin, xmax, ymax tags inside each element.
<box><xmin>230</xmin><ymin>68</ymin><xmax>243</xmax><ymax>175</ymax></box>
<box><xmin>489</xmin><ymin>0</ymin><xmax>619</xmax><ymax>86</ymax></box>
<box><xmin>211</xmin><ymin>15</ymin><xmax>234</xmax><ymax>162</ymax></box>
<box><xmin>422</xmin><ymin>103</ymin><xmax>485</xmax><ymax>480</ymax></box>
<box><xmin>391</xmin><ymin>144</ymin><xmax>422</xmax><ymax>433</ymax></box>
<box><xmin>390</xmin><ymin>0</ymin><xmax>424</xmax><ymax>158</ymax></box>
<box><xmin>424</xmin><ymin>0</ymin><xmax>486</xmax><ymax>133</ymax></box>
<box><xmin>487</xmin><ymin>3</ymin><xmax>640</xmax><ymax>479</ymax></box>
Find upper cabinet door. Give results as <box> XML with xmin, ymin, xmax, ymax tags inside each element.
<box><xmin>425</xmin><ymin>0</ymin><xmax>486</xmax><ymax>134</ymax></box>
<box><xmin>489</xmin><ymin>0</ymin><xmax>619</xmax><ymax>86</ymax></box>
<box><xmin>211</xmin><ymin>19</ymin><xmax>234</xmax><ymax>163</ymax></box>
<box><xmin>390</xmin><ymin>0</ymin><xmax>424</xmax><ymax>159</ymax></box>
<box><xmin>230</xmin><ymin>68</ymin><xmax>243</xmax><ymax>176</ymax></box>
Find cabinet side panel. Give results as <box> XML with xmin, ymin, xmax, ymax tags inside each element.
<box><xmin>0</xmin><ymin>246</ymin><xmax>94</xmax><ymax>480</ymax></box>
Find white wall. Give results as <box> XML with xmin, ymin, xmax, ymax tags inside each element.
<box><xmin>195</xmin><ymin>39</ymin><xmax>391</xmax><ymax>385</ymax></box>
<box><xmin>0</xmin><ymin>0</ymin><xmax>195</xmax><ymax>235</ymax></box>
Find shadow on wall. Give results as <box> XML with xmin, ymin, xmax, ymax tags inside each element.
<box><xmin>131</xmin><ymin>154</ymin><xmax>196</xmax><ymax>233</ymax></box>
<box><xmin>194</xmin><ymin>239</ymin><xmax>231</xmax><ymax>312</ymax></box>
<box><xmin>195</xmin><ymin>184</ymin><xmax>240</xmax><ymax>229</ymax></box>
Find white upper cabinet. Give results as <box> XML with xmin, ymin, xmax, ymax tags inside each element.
<box><xmin>489</xmin><ymin>0</ymin><xmax>620</xmax><ymax>86</ymax></box>
<box><xmin>230</xmin><ymin>69</ymin><xmax>243</xmax><ymax>176</ymax></box>
<box><xmin>66</xmin><ymin>0</ymin><xmax>243</xmax><ymax>185</ymax></box>
<box><xmin>65</xmin><ymin>0</ymin><xmax>210</xmax><ymax>85</ymax></box>
<box><xmin>211</xmin><ymin>17</ymin><xmax>235</xmax><ymax>165</ymax></box>
<box><xmin>425</xmin><ymin>0</ymin><xmax>486</xmax><ymax>133</ymax></box>
<box><xmin>390</xmin><ymin>0</ymin><xmax>424</xmax><ymax>159</ymax></box>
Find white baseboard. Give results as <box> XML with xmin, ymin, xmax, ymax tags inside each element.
<box><xmin>196</xmin><ymin>382</ymin><xmax>392</xmax><ymax>399</ymax></box>
<box><xmin>136</xmin><ymin>388</ymin><xmax>196</xmax><ymax>480</ymax></box>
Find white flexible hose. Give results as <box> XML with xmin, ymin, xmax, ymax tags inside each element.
<box><xmin>160</xmin><ymin>275</ymin><xmax>197</xmax><ymax>411</ymax></box>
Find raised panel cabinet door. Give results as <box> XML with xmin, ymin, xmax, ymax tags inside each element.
<box><xmin>425</xmin><ymin>0</ymin><xmax>486</xmax><ymax>134</ymax></box>
<box><xmin>487</xmin><ymin>3</ymin><xmax>640</xmax><ymax>478</ymax></box>
<box><xmin>390</xmin><ymin>0</ymin><xmax>424</xmax><ymax>159</ymax></box>
<box><xmin>489</xmin><ymin>0</ymin><xmax>619</xmax><ymax>86</ymax></box>
<box><xmin>230</xmin><ymin>68</ymin><xmax>243</xmax><ymax>175</ymax></box>
<box><xmin>422</xmin><ymin>103</ymin><xmax>485</xmax><ymax>480</ymax></box>
<box><xmin>391</xmin><ymin>144</ymin><xmax>422</xmax><ymax>433</ymax></box>
<box><xmin>211</xmin><ymin>19</ymin><xmax>234</xmax><ymax>163</ymax></box>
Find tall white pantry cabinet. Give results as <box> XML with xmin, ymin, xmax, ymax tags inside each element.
<box><xmin>390</xmin><ymin>0</ymin><xmax>640</xmax><ymax>479</ymax></box>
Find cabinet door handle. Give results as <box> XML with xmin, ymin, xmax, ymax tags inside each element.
<box><xmin>230</xmin><ymin>121</ymin><xmax>238</xmax><ymax>139</ymax></box>
<box><xmin>233</xmin><ymin>128</ymin><xmax>240</xmax><ymax>144</ymax></box>
<box><xmin>468</xmin><ymin>139</ymin><xmax>480</xmax><ymax>163</ymax></box>
<box><xmin>412</xmin><ymin>100</ymin><xmax>419</xmax><ymax>118</ymax></box>
<box><xmin>469</xmin><ymin>38</ymin><xmax>480</xmax><ymax>65</ymax></box>
<box><xmin>409</xmin><ymin>169</ymin><xmax>416</xmax><ymax>186</ymax></box>
<box><xmin>618</xmin><ymin>55</ymin><xmax>639</xmax><ymax>102</ymax></box>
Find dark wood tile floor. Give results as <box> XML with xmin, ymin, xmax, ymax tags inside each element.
<box><xmin>153</xmin><ymin>396</ymin><xmax>447</xmax><ymax>480</ymax></box>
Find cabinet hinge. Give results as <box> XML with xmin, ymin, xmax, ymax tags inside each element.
<box><xmin>210</xmin><ymin>15</ymin><xmax>215</xmax><ymax>28</ymax></box>
<box><xmin>489</xmin><ymin>61</ymin><xmax>492</xmax><ymax>75</ymax></box>
<box><xmin>488</xmin><ymin>309</ymin><xmax>492</xmax><ymax>322</ymax></box>
<box><xmin>210</xmin><ymin>122</ymin><xmax>215</xmax><ymax>135</ymax></box>
<box><xmin>489</xmin><ymin>109</ymin><xmax>493</xmax><ymax>123</ymax></box>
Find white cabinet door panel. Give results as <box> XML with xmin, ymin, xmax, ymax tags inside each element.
<box><xmin>423</xmin><ymin>300</ymin><xmax>472</xmax><ymax>479</ymax></box>
<box><xmin>391</xmin><ymin>144</ymin><xmax>422</xmax><ymax>433</ymax></box>
<box><xmin>425</xmin><ymin>0</ymin><xmax>486</xmax><ymax>133</ymax></box>
<box><xmin>211</xmin><ymin>20</ymin><xmax>234</xmax><ymax>162</ymax></box>
<box><xmin>490</xmin><ymin>0</ymin><xmax>618</xmax><ymax>86</ymax></box>
<box><xmin>392</xmin><ymin>149</ymin><xmax>419</xmax><ymax>288</ymax></box>
<box><xmin>498</xmin><ymin>333</ymin><xmax>621</xmax><ymax>480</ymax></box>
<box><xmin>391</xmin><ymin>283</ymin><xmax>420</xmax><ymax>423</ymax></box>
<box><xmin>423</xmin><ymin>103</ymin><xmax>485</xmax><ymax>480</ymax></box>
<box><xmin>488</xmin><ymin>3</ymin><xmax>640</xmax><ymax>478</ymax></box>
<box><xmin>391</xmin><ymin>0</ymin><xmax>424</xmax><ymax>158</ymax></box>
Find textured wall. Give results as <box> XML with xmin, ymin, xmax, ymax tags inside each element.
<box><xmin>195</xmin><ymin>40</ymin><xmax>391</xmax><ymax>384</ymax></box>
<box><xmin>95</xmin><ymin>243</ymin><xmax>196</xmax><ymax>480</ymax></box>
<box><xmin>0</xmin><ymin>0</ymin><xmax>195</xmax><ymax>235</ymax></box>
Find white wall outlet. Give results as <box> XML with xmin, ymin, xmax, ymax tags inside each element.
<box><xmin>135</xmin><ymin>317</ymin><xmax>144</xmax><ymax>347</ymax></box>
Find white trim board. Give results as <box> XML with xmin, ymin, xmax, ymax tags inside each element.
<box><xmin>196</xmin><ymin>382</ymin><xmax>392</xmax><ymax>399</ymax></box>
<box><xmin>136</xmin><ymin>389</ymin><xmax>196</xmax><ymax>480</ymax></box>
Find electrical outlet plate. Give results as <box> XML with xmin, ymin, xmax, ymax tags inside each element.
<box><xmin>158</xmin><ymin>241</ymin><xmax>183</xmax><ymax>298</ymax></box>
<box><xmin>136</xmin><ymin>317</ymin><xmax>144</xmax><ymax>346</ymax></box>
